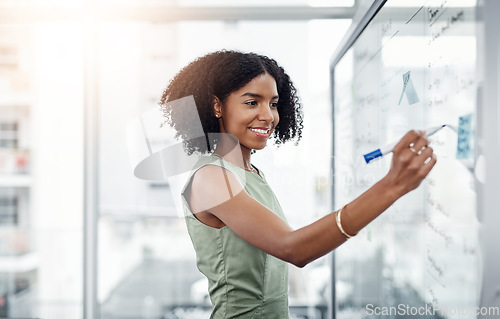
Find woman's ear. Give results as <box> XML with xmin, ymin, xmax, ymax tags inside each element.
<box><xmin>213</xmin><ymin>96</ymin><xmax>222</xmax><ymax>119</ymax></box>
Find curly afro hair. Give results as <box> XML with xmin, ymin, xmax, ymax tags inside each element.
<box><xmin>159</xmin><ymin>50</ymin><xmax>304</xmax><ymax>155</ymax></box>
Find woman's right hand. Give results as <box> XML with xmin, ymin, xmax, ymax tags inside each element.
<box><xmin>382</xmin><ymin>130</ymin><xmax>437</xmax><ymax>198</ymax></box>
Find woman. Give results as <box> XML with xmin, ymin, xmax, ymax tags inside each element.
<box><xmin>159</xmin><ymin>50</ymin><xmax>436</xmax><ymax>318</ymax></box>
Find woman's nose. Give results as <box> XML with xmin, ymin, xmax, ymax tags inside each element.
<box><xmin>258</xmin><ymin>105</ymin><xmax>274</xmax><ymax>122</ymax></box>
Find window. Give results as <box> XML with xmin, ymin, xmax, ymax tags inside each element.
<box><xmin>0</xmin><ymin>3</ymin><xmax>350</xmax><ymax>318</ymax></box>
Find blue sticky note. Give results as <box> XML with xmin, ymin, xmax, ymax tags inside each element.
<box><xmin>456</xmin><ymin>114</ymin><xmax>474</xmax><ymax>160</ymax></box>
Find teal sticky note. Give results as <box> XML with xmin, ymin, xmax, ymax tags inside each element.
<box><xmin>398</xmin><ymin>71</ymin><xmax>420</xmax><ymax>106</ymax></box>
<box><xmin>457</xmin><ymin>114</ymin><xmax>474</xmax><ymax>160</ymax></box>
<box><xmin>398</xmin><ymin>72</ymin><xmax>409</xmax><ymax>105</ymax></box>
<box><xmin>404</xmin><ymin>75</ymin><xmax>420</xmax><ymax>105</ymax></box>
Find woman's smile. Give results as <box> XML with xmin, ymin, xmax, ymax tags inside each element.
<box><xmin>249</xmin><ymin>127</ymin><xmax>272</xmax><ymax>138</ymax></box>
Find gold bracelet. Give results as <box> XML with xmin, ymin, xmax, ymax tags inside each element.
<box><xmin>335</xmin><ymin>205</ymin><xmax>356</xmax><ymax>239</ymax></box>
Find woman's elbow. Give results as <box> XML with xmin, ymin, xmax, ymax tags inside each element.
<box><xmin>286</xmin><ymin>251</ymin><xmax>309</xmax><ymax>268</ymax></box>
<box><xmin>282</xmin><ymin>240</ymin><xmax>310</xmax><ymax>268</ymax></box>
<box><xmin>292</xmin><ymin>258</ymin><xmax>308</xmax><ymax>268</ymax></box>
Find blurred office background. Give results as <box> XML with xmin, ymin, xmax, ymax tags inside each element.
<box><xmin>0</xmin><ymin>0</ymin><xmax>354</xmax><ymax>318</ymax></box>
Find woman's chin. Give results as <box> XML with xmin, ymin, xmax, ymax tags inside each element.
<box><xmin>240</xmin><ymin>141</ymin><xmax>268</xmax><ymax>152</ymax></box>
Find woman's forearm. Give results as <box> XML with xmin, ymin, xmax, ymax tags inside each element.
<box><xmin>339</xmin><ymin>177</ymin><xmax>401</xmax><ymax>235</ymax></box>
<box><xmin>287</xmin><ymin>130</ymin><xmax>436</xmax><ymax>267</ymax></box>
<box><xmin>286</xmin><ymin>177</ymin><xmax>401</xmax><ymax>268</ymax></box>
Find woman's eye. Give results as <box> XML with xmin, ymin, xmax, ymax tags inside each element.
<box><xmin>270</xmin><ymin>102</ymin><xmax>278</xmax><ymax>108</ymax></box>
<box><xmin>245</xmin><ymin>101</ymin><xmax>258</xmax><ymax>106</ymax></box>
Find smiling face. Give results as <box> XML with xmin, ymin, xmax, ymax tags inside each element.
<box><xmin>214</xmin><ymin>73</ymin><xmax>280</xmax><ymax>152</ymax></box>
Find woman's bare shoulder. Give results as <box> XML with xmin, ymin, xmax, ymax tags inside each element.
<box><xmin>188</xmin><ymin>164</ymin><xmax>245</xmax><ymax>214</ymax></box>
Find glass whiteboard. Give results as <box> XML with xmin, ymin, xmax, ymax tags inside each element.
<box><xmin>331</xmin><ymin>1</ymin><xmax>481</xmax><ymax>318</ymax></box>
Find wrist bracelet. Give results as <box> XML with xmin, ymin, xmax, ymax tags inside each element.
<box><xmin>335</xmin><ymin>205</ymin><xmax>356</xmax><ymax>239</ymax></box>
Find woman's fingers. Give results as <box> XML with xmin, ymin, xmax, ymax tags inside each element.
<box><xmin>419</xmin><ymin>153</ymin><xmax>437</xmax><ymax>177</ymax></box>
<box><xmin>393</xmin><ymin>130</ymin><xmax>421</xmax><ymax>154</ymax></box>
<box><xmin>410</xmin><ymin>133</ymin><xmax>429</xmax><ymax>155</ymax></box>
<box><xmin>393</xmin><ymin>130</ymin><xmax>430</xmax><ymax>158</ymax></box>
<box><xmin>415</xmin><ymin>145</ymin><xmax>433</xmax><ymax>162</ymax></box>
<box><xmin>414</xmin><ymin>146</ymin><xmax>435</xmax><ymax>173</ymax></box>
<box><xmin>387</xmin><ymin>130</ymin><xmax>437</xmax><ymax>195</ymax></box>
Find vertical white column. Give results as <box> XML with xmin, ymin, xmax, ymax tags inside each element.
<box><xmin>83</xmin><ymin>1</ymin><xmax>99</xmax><ymax>318</ymax></box>
<box><xmin>478</xmin><ymin>0</ymin><xmax>500</xmax><ymax>316</ymax></box>
<box><xmin>31</xmin><ymin>21</ymin><xmax>84</xmax><ymax>317</ymax></box>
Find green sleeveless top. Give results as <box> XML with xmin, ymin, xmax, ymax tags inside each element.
<box><xmin>181</xmin><ymin>155</ymin><xmax>290</xmax><ymax>319</ymax></box>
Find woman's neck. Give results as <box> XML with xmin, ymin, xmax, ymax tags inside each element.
<box><xmin>212</xmin><ymin>140</ymin><xmax>253</xmax><ymax>172</ymax></box>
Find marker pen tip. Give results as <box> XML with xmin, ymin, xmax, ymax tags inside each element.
<box><xmin>445</xmin><ymin>124</ymin><xmax>458</xmax><ymax>132</ymax></box>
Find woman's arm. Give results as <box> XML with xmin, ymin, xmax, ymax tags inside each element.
<box><xmin>189</xmin><ymin>130</ymin><xmax>436</xmax><ymax>268</ymax></box>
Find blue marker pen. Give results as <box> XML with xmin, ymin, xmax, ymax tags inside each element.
<box><xmin>363</xmin><ymin>125</ymin><xmax>446</xmax><ymax>164</ymax></box>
